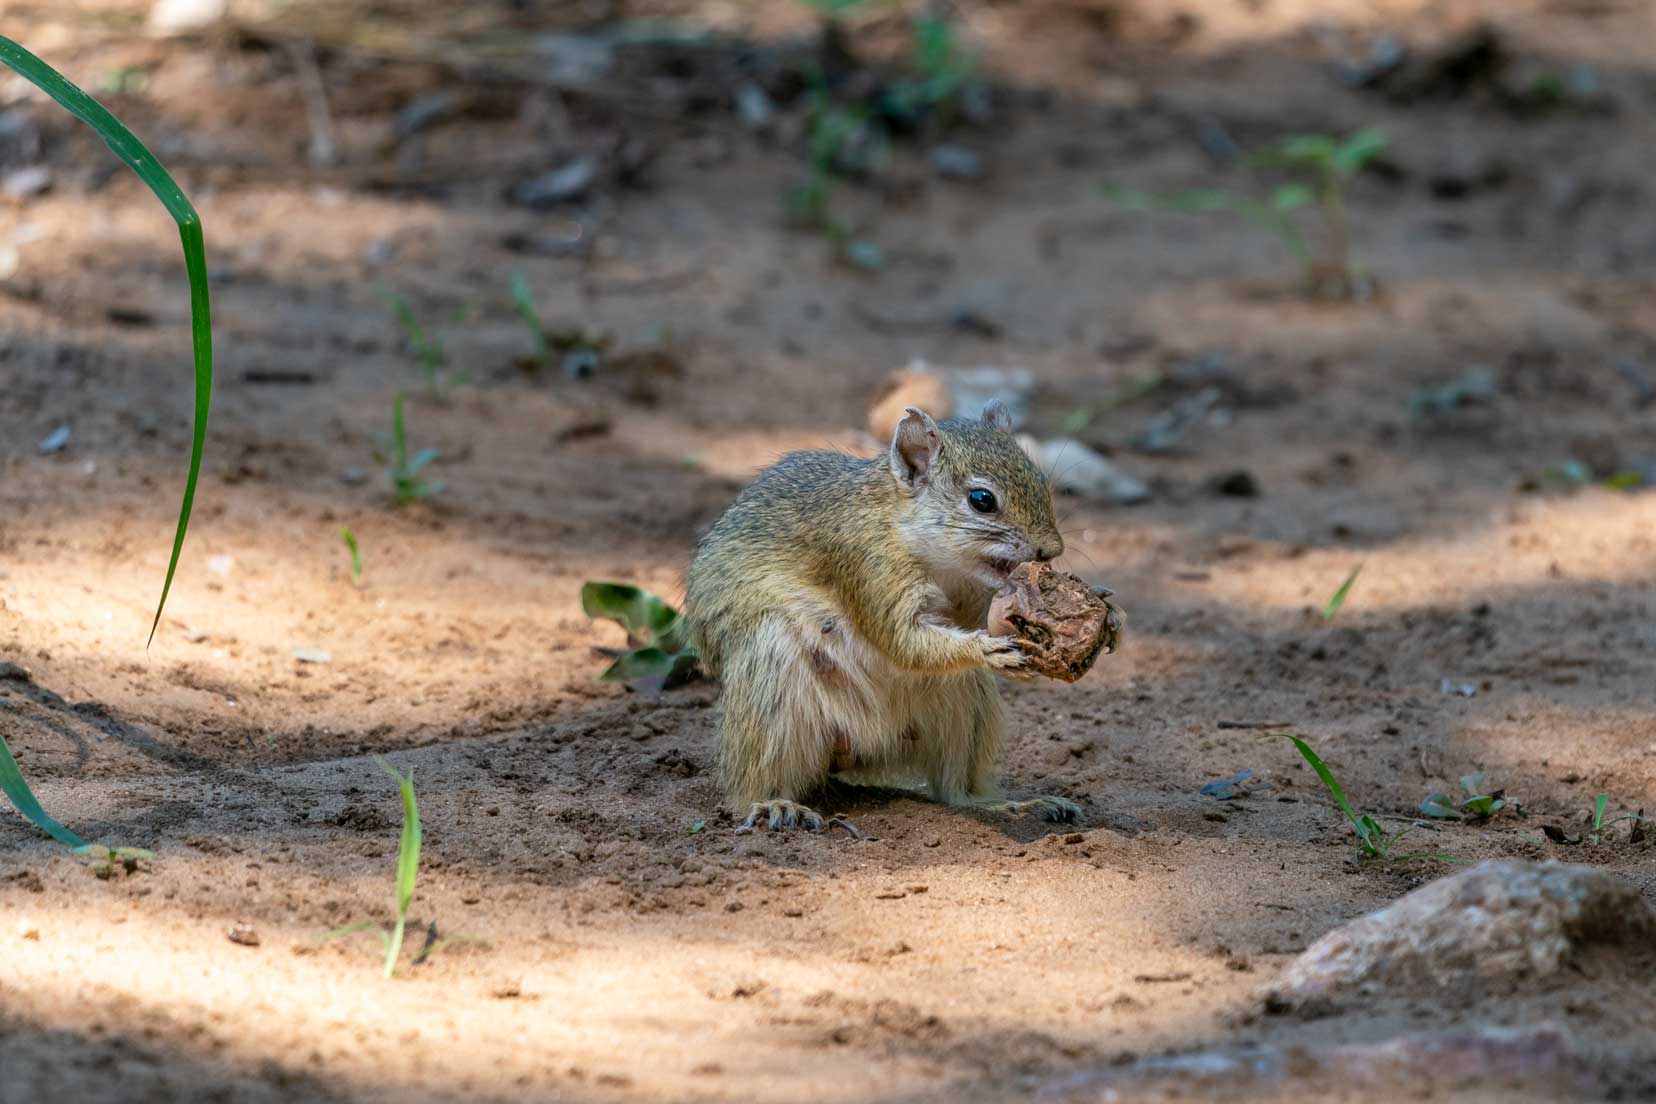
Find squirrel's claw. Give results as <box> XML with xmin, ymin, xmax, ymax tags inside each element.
<box><xmin>735</xmin><ymin>800</ymin><xmax>826</xmax><ymax>834</ymax></box>
<box><xmin>980</xmin><ymin>633</ymin><xmax>1031</xmax><ymax>673</ymax></box>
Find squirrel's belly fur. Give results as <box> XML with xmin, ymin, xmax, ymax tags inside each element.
<box><xmin>702</xmin><ymin>581</ymin><xmax>1005</xmax><ymax>809</ymax></box>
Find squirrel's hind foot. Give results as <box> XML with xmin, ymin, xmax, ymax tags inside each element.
<box><xmin>733</xmin><ymin>801</ymin><xmax>870</xmax><ymax>839</ymax></box>
<box><xmin>977</xmin><ymin>795</ymin><xmax>1083</xmax><ymax>823</ymax></box>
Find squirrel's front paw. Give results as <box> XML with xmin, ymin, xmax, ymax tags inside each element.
<box><xmin>978</xmin><ymin>633</ymin><xmax>1032</xmax><ymax>675</ymax></box>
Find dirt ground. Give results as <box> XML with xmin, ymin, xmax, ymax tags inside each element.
<box><xmin>3</xmin><ymin>1</ymin><xmax>1656</xmax><ymax>1100</ymax></box>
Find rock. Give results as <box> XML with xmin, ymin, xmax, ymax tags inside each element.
<box><xmin>2</xmin><ymin>166</ymin><xmax>51</xmax><ymax>200</ymax></box>
<box><xmin>927</xmin><ymin>144</ymin><xmax>983</xmax><ymax>180</ymax></box>
<box><xmin>868</xmin><ymin>366</ymin><xmax>954</xmax><ymax>442</ymax></box>
<box><xmin>947</xmin><ymin>364</ymin><xmax>1033</xmax><ymax>429</ymax></box>
<box><xmin>868</xmin><ymin>361</ymin><xmax>1036</xmax><ymax>442</ymax></box>
<box><xmin>1266</xmin><ymin>860</ymin><xmax>1656</xmax><ymax>1009</ymax></box>
<box><xmin>1212</xmin><ymin>469</ymin><xmax>1260</xmax><ymax>497</ymax></box>
<box><xmin>513</xmin><ymin>158</ymin><xmax>598</xmax><ymax>208</ymax></box>
<box><xmin>1018</xmin><ymin>437</ymin><xmax>1150</xmax><ymax>505</ymax></box>
<box><xmin>147</xmin><ymin>0</ymin><xmax>229</xmax><ymax>33</ymax></box>
<box><xmin>226</xmin><ymin>922</ymin><xmax>260</xmax><ymax>946</ymax></box>
<box><xmin>37</xmin><ymin>424</ymin><xmax>70</xmax><ymax>454</ymax></box>
<box><xmin>988</xmin><ymin>563</ymin><xmax>1123</xmax><ymax>682</ymax></box>
<box><xmin>734</xmin><ymin>83</ymin><xmax>774</xmax><ymax>129</ymax></box>
<box><xmin>291</xmin><ymin>647</ymin><xmax>332</xmax><ymax>665</ymax></box>
<box><xmin>1031</xmin><ymin>1024</ymin><xmax>1581</xmax><ymax>1100</ymax></box>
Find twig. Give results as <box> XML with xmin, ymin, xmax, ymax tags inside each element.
<box><xmin>1216</xmin><ymin>720</ymin><xmax>1293</xmax><ymax>730</ymax></box>
<box><xmin>283</xmin><ymin>38</ymin><xmax>339</xmax><ymax>168</ymax></box>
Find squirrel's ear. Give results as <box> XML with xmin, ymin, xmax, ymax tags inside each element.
<box><xmin>981</xmin><ymin>400</ymin><xmax>1013</xmax><ymax>431</ymax></box>
<box><xmin>889</xmin><ymin>406</ymin><xmax>941</xmax><ymax>489</ymax></box>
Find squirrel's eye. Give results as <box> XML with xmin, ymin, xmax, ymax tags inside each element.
<box><xmin>967</xmin><ymin>488</ymin><xmax>998</xmax><ymax>514</ymax></box>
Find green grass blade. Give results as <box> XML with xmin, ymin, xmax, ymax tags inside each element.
<box><xmin>1282</xmin><ymin>735</ymin><xmax>1368</xmax><ymax>842</ymax></box>
<box><xmin>376</xmin><ymin>758</ymin><xmax>422</xmax><ymax>977</ymax></box>
<box><xmin>341</xmin><ymin>527</ymin><xmax>363</xmax><ymax>582</ymax></box>
<box><xmin>0</xmin><ymin>38</ymin><xmax>214</xmax><ymax>649</ymax></box>
<box><xmin>1321</xmin><ymin>563</ymin><xmax>1363</xmax><ymax>621</ymax></box>
<box><xmin>0</xmin><ymin>732</ymin><xmax>88</xmax><ymax>849</ymax></box>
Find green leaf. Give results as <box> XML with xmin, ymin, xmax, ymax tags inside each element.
<box><xmin>1604</xmin><ymin>469</ymin><xmax>1646</xmax><ymax>491</ymax></box>
<box><xmin>1420</xmin><ymin>792</ymin><xmax>1463</xmax><ymax>819</ymax></box>
<box><xmin>1098</xmin><ymin>184</ymin><xmax>1154</xmax><ymax>210</ymax></box>
<box><xmin>0</xmin><ymin>732</ymin><xmax>89</xmax><ymax>849</ymax></box>
<box><xmin>1270</xmin><ymin>183</ymin><xmax>1314</xmax><ymax>212</ymax></box>
<box><xmin>1321</xmin><ymin>563</ymin><xmax>1364</xmax><ymax>621</ymax></box>
<box><xmin>1461</xmin><ymin>794</ymin><xmax>1505</xmax><ymax>818</ymax></box>
<box><xmin>1332</xmin><ymin>128</ymin><xmax>1387</xmax><ymax>176</ymax></box>
<box><xmin>1273</xmin><ymin>135</ymin><xmax>1338</xmax><ymax>164</ymax></box>
<box><xmin>597</xmin><ymin>646</ymin><xmax>701</xmax><ymax>692</ymax></box>
<box><xmin>1594</xmin><ymin>792</ymin><xmax>1609</xmax><ymax>829</ymax></box>
<box><xmin>581</xmin><ymin>582</ymin><xmax>682</xmax><ymax>647</ymax></box>
<box><xmin>0</xmin><ymin>39</ymin><xmax>216</xmax><ymax>649</ymax></box>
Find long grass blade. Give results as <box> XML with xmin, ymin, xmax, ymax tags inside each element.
<box><xmin>0</xmin><ymin>37</ymin><xmax>213</xmax><ymax>647</ymax></box>
<box><xmin>0</xmin><ymin>732</ymin><xmax>88</xmax><ymax>849</ymax></box>
<box><xmin>1281</xmin><ymin>735</ymin><xmax>1372</xmax><ymax>850</ymax></box>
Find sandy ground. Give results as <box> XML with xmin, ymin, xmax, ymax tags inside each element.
<box><xmin>2</xmin><ymin>1</ymin><xmax>1656</xmax><ymax>1100</ymax></box>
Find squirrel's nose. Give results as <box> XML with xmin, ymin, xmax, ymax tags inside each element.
<box><xmin>1035</xmin><ymin>543</ymin><xmax>1060</xmax><ymax>563</ymax></box>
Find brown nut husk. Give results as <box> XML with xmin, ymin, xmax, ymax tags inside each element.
<box><xmin>988</xmin><ymin>563</ymin><xmax>1124</xmax><ymax>682</ymax></box>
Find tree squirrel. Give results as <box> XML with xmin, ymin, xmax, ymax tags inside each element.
<box><xmin>685</xmin><ymin>401</ymin><xmax>1081</xmax><ymax>832</ymax></box>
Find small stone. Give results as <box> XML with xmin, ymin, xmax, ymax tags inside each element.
<box><xmin>928</xmin><ymin>144</ymin><xmax>984</xmax><ymax>180</ymax></box>
<box><xmin>734</xmin><ymin>83</ymin><xmax>773</xmax><ymax>129</ymax></box>
<box><xmin>207</xmin><ymin>555</ymin><xmax>234</xmax><ymax>577</ymax></box>
<box><xmin>1212</xmin><ymin>469</ymin><xmax>1260</xmax><ymax>497</ymax></box>
<box><xmin>1020</xmin><ymin>437</ymin><xmax>1150</xmax><ymax>505</ymax></box>
<box><xmin>147</xmin><ymin>0</ymin><xmax>228</xmax><ymax>33</ymax></box>
<box><xmin>513</xmin><ymin>158</ymin><xmax>598</xmax><ymax>208</ymax></box>
<box><xmin>2</xmin><ymin>166</ymin><xmax>52</xmax><ymax>200</ymax></box>
<box><xmin>38</xmin><ymin>424</ymin><xmax>70</xmax><ymax>454</ymax></box>
<box><xmin>226</xmin><ymin>922</ymin><xmax>260</xmax><ymax>946</ymax></box>
<box><xmin>291</xmin><ymin>647</ymin><xmax>332</xmax><ymax>665</ymax></box>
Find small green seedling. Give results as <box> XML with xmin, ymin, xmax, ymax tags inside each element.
<box><xmin>82</xmin><ymin>843</ymin><xmax>157</xmax><ymax>879</ymax></box>
<box><xmin>379</xmin><ymin>395</ymin><xmax>442</xmax><ymax>505</ymax></box>
<box><xmin>1280</xmin><ymin>735</ymin><xmax>1455</xmax><ymax>862</ymax></box>
<box><xmin>1408</xmin><ymin>367</ymin><xmax>1495</xmax><ymax>420</ymax></box>
<box><xmin>340</xmin><ymin>527</ymin><xmax>363</xmax><ymax>585</ymax></box>
<box><xmin>510</xmin><ymin>273</ymin><xmax>552</xmax><ymax>370</ymax></box>
<box><xmin>320</xmin><ymin>759</ymin><xmax>423</xmax><ymax>978</ymax></box>
<box><xmin>1321</xmin><ymin>564</ymin><xmax>1363</xmax><ymax>622</ymax></box>
<box><xmin>581</xmin><ymin>581</ymin><xmax>701</xmax><ymax>692</ymax></box>
<box><xmin>1103</xmin><ymin>128</ymin><xmax>1386</xmax><ymax>300</ymax></box>
<box><xmin>785</xmin><ymin>72</ymin><xmax>885</xmax><ymax>271</ymax></box>
<box><xmin>1420</xmin><ymin>773</ymin><xmax>1512</xmax><ymax>821</ymax></box>
<box><xmin>381</xmin><ymin>289</ymin><xmax>447</xmax><ymax>393</ymax></box>
<box><xmin>884</xmin><ymin>13</ymin><xmax>978</xmax><ymax>124</ymax></box>
<box><xmin>1589</xmin><ymin>792</ymin><xmax>1649</xmax><ymax>846</ymax></box>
